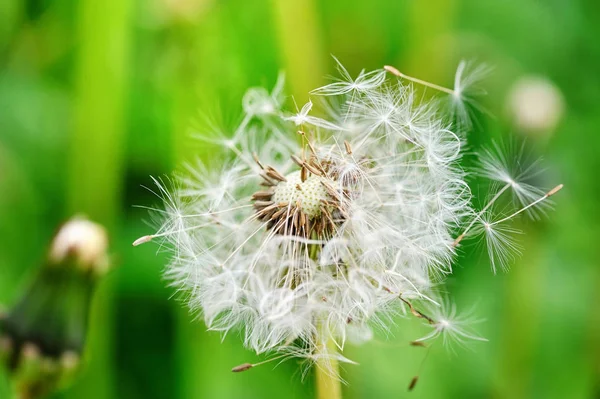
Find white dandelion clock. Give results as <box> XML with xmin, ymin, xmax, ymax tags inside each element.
<box><xmin>135</xmin><ymin>59</ymin><xmax>562</xmax><ymax>394</ymax></box>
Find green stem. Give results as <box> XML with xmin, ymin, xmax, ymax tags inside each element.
<box><xmin>310</xmin><ymin>228</ymin><xmax>342</xmax><ymax>399</ymax></box>
<box><xmin>271</xmin><ymin>0</ymin><xmax>326</xmax><ymax>101</ymax></box>
<box><xmin>315</xmin><ymin>331</ymin><xmax>342</xmax><ymax>399</ymax></box>
<box><xmin>66</xmin><ymin>0</ymin><xmax>132</xmax><ymax>396</ymax></box>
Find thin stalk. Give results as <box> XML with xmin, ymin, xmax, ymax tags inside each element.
<box><xmin>490</xmin><ymin>184</ymin><xmax>563</xmax><ymax>226</ymax></box>
<box><xmin>271</xmin><ymin>0</ymin><xmax>325</xmax><ymax>101</ymax></box>
<box><xmin>384</xmin><ymin>65</ymin><xmax>455</xmax><ymax>96</ymax></box>
<box><xmin>453</xmin><ymin>183</ymin><xmax>511</xmax><ymax>246</ymax></box>
<box><xmin>315</xmin><ymin>332</ymin><xmax>342</xmax><ymax>399</ymax></box>
<box><xmin>312</xmin><ymin>229</ymin><xmax>342</xmax><ymax>399</ymax></box>
<box><xmin>66</xmin><ymin>0</ymin><xmax>132</xmax><ymax>395</ymax></box>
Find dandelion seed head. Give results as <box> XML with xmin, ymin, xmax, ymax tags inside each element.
<box><xmin>138</xmin><ymin>58</ymin><xmax>562</xmax><ymax>369</ymax></box>
<box><xmin>271</xmin><ymin>171</ymin><xmax>331</xmax><ymax>218</ymax></box>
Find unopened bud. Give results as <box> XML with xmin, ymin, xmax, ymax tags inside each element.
<box><xmin>1</xmin><ymin>216</ymin><xmax>111</xmax><ymax>398</ymax></box>
<box><xmin>49</xmin><ymin>217</ymin><xmax>109</xmax><ymax>274</ymax></box>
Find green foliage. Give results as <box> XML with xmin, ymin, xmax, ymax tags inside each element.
<box><xmin>0</xmin><ymin>0</ymin><xmax>598</xmax><ymax>398</ymax></box>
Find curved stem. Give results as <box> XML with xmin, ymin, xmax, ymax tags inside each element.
<box><xmin>315</xmin><ymin>334</ymin><xmax>341</xmax><ymax>399</ymax></box>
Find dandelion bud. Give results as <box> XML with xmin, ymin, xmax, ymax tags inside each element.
<box><xmin>1</xmin><ymin>216</ymin><xmax>110</xmax><ymax>398</ymax></box>
<box><xmin>49</xmin><ymin>217</ymin><xmax>109</xmax><ymax>275</ymax></box>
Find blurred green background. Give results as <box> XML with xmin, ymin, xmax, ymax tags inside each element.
<box><xmin>0</xmin><ymin>0</ymin><xmax>598</xmax><ymax>398</ymax></box>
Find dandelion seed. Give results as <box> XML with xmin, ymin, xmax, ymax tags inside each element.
<box><xmin>451</xmin><ymin>61</ymin><xmax>491</xmax><ymax>129</ymax></box>
<box><xmin>477</xmin><ymin>141</ymin><xmax>550</xmax><ymax>218</ymax></box>
<box><xmin>312</xmin><ymin>56</ymin><xmax>387</xmax><ymax>96</ymax></box>
<box><xmin>285</xmin><ymin>100</ymin><xmax>343</xmax><ymax>131</ymax></box>
<box><xmin>385</xmin><ymin>61</ymin><xmax>491</xmax><ymax>130</ymax></box>
<box><xmin>415</xmin><ymin>301</ymin><xmax>488</xmax><ymax>349</ymax></box>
